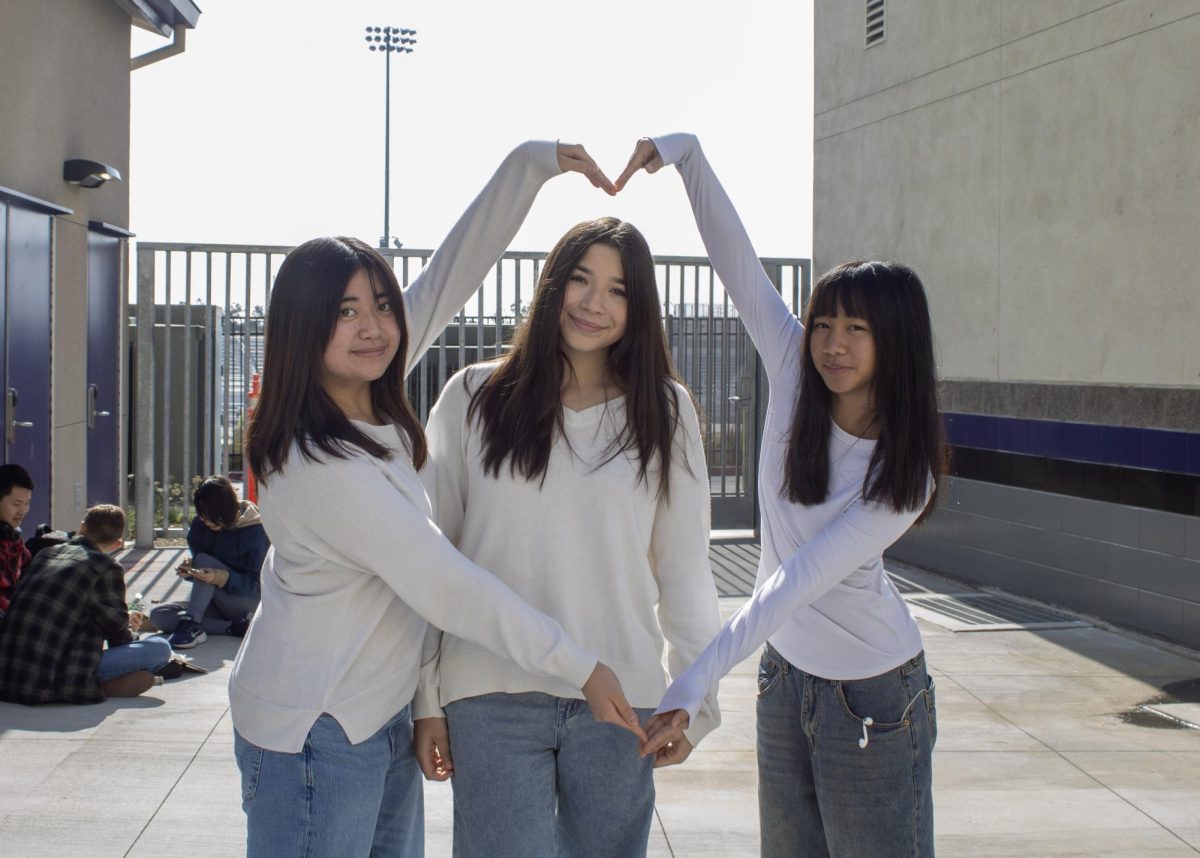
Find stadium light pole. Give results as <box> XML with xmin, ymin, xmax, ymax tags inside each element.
<box><xmin>364</xmin><ymin>26</ymin><xmax>417</xmax><ymax>249</ymax></box>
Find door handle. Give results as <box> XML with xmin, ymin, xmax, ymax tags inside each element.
<box><xmin>87</xmin><ymin>384</ymin><xmax>111</xmax><ymax>429</ymax></box>
<box><xmin>7</xmin><ymin>387</ymin><xmax>32</xmax><ymax>444</ymax></box>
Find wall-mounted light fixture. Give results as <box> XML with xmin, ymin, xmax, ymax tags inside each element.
<box><xmin>63</xmin><ymin>159</ymin><xmax>122</xmax><ymax>188</ymax></box>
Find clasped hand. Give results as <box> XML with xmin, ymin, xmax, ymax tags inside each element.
<box><xmin>555</xmin><ymin>138</ymin><xmax>664</xmax><ymax>197</ymax></box>
<box><xmin>413</xmin><ymin>703</ymin><xmax>693</xmax><ymax>783</ymax></box>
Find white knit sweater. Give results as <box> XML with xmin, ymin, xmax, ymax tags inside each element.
<box><xmin>228</xmin><ymin>141</ymin><xmax>598</xmax><ymax>753</ymax></box>
<box><xmin>653</xmin><ymin>134</ymin><xmax>926</xmax><ymax>723</ymax></box>
<box><xmin>416</xmin><ymin>363</ymin><xmax>721</xmax><ymax>745</ymax></box>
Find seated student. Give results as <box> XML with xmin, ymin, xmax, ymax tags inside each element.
<box><xmin>0</xmin><ymin>504</ymin><xmax>173</xmax><ymax>703</ymax></box>
<box><xmin>0</xmin><ymin>464</ymin><xmax>34</xmax><ymax>618</ymax></box>
<box><xmin>150</xmin><ymin>475</ymin><xmax>267</xmax><ymax>649</ymax></box>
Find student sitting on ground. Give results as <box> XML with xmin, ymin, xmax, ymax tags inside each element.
<box><xmin>150</xmin><ymin>475</ymin><xmax>268</xmax><ymax>649</ymax></box>
<box><xmin>0</xmin><ymin>464</ymin><xmax>34</xmax><ymax>618</ymax></box>
<box><xmin>0</xmin><ymin>504</ymin><xmax>173</xmax><ymax>703</ymax></box>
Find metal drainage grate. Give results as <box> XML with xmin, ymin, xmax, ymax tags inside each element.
<box><xmin>885</xmin><ymin>571</ymin><xmax>928</xmax><ymax>595</ymax></box>
<box><xmin>709</xmin><ymin>542</ymin><xmax>760</xmax><ymax>597</ymax></box>
<box><xmin>904</xmin><ymin>593</ymin><xmax>1090</xmax><ymax>633</ymax></box>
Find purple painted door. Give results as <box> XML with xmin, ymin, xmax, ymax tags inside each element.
<box><xmin>87</xmin><ymin>231</ymin><xmax>121</xmax><ymax>507</ymax></box>
<box><xmin>3</xmin><ymin>205</ymin><xmax>53</xmax><ymax>530</ymax></box>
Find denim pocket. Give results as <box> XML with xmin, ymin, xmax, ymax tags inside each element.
<box><xmin>757</xmin><ymin>651</ymin><xmax>784</xmax><ymax>698</ymax></box>
<box><xmin>834</xmin><ymin>671</ymin><xmax>915</xmax><ymax>743</ymax></box>
<box><xmin>234</xmin><ymin>733</ymin><xmax>264</xmax><ymax>803</ymax></box>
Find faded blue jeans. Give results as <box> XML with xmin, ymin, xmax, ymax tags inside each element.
<box><xmin>445</xmin><ymin>691</ymin><xmax>655</xmax><ymax>858</ymax></box>
<box><xmin>150</xmin><ymin>553</ymin><xmax>259</xmax><ymax>635</ymax></box>
<box><xmin>233</xmin><ymin>707</ymin><xmax>422</xmax><ymax>858</ymax></box>
<box><xmin>96</xmin><ymin>636</ymin><xmax>173</xmax><ymax>681</ymax></box>
<box><xmin>756</xmin><ymin>643</ymin><xmax>937</xmax><ymax>857</ymax></box>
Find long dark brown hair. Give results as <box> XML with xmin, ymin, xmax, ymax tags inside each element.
<box><xmin>468</xmin><ymin>217</ymin><xmax>686</xmax><ymax>498</ymax></box>
<box><xmin>783</xmin><ymin>261</ymin><xmax>944</xmax><ymax>520</ymax></box>
<box><xmin>246</xmin><ymin>236</ymin><xmax>427</xmax><ymax>484</ymax></box>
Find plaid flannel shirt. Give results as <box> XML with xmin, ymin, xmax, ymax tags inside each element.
<box><xmin>0</xmin><ymin>523</ymin><xmax>31</xmax><ymax>613</ymax></box>
<box><xmin>0</xmin><ymin>536</ymin><xmax>132</xmax><ymax>704</ymax></box>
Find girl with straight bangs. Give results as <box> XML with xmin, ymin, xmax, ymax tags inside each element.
<box><xmin>621</xmin><ymin>135</ymin><xmax>944</xmax><ymax>858</ymax></box>
<box><xmin>413</xmin><ymin>215</ymin><xmax>721</xmax><ymax>857</ymax></box>
<box><xmin>227</xmin><ymin>141</ymin><xmax>647</xmax><ymax>858</ymax></box>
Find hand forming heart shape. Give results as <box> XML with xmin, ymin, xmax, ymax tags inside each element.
<box><xmin>556</xmin><ymin>137</ymin><xmax>666</xmax><ymax>196</ymax></box>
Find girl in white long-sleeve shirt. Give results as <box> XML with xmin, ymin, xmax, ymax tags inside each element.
<box><xmin>413</xmin><ymin>216</ymin><xmax>721</xmax><ymax>858</ymax></box>
<box><xmin>227</xmin><ymin>141</ymin><xmax>645</xmax><ymax>858</ymax></box>
<box><xmin>622</xmin><ymin>135</ymin><xmax>944</xmax><ymax>857</ymax></box>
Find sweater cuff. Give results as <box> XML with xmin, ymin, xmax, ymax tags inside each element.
<box><xmin>683</xmin><ymin>706</ymin><xmax>719</xmax><ymax>748</ymax></box>
<box><xmin>527</xmin><ymin>139</ymin><xmax>563</xmax><ymax>180</ymax></box>
<box><xmin>651</xmin><ymin>132</ymin><xmax>696</xmax><ymax>170</ymax></box>
<box><xmin>558</xmin><ymin>648</ymin><xmax>599</xmax><ymax>693</ymax></box>
<box><xmin>654</xmin><ymin>668</ymin><xmax>709</xmax><ymax>727</ymax></box>
<box><xmin>411</xmin><ymin>686</ymin><xmax>445</xmax><ymax>720</ymax></box>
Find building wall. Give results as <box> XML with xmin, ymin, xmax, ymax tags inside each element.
<box><xmin>1</xmin><ymin>0</ymin><xmax>132</xmax><ymax>527</ymax></box>
<box><xmin>814</xmin><ymin>0</ymin><xmax>1200</xmax><ymax>645</ymax></box>
<box><xmin>0</xmin><ymin>0</ymin><xmax>131</xmax><ymax>227</ymax></box>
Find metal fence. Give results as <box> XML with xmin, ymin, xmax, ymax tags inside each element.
<box><xmin>131</xmin><ymin>243</ymin><xmax>810</xmax><ymax>545</ymax></box>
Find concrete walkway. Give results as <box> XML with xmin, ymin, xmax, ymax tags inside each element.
<box><xmin>1</xmin><ymin>545</ymin><xmax>1199</xmax><ymax>856</ymax></box>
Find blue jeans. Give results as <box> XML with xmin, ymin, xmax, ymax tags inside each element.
<box><xmin>445</xmin><ymin>692</ymin><xmax>655</xmax><ymax>858</ymax></box>
<box><xmin>756</xmin><ymin>644</ymin><xmax>937</xmax><ymax>857</ymax></box>
<box><xmin>234</xmin><ymin>707</ymin><xmax>422</xmax><ymax>858</ymax></box>
<box><xmin>97</xmin><ymin>636</ymin><xmax>173</xmax><ymax>681</ymax></box>
<box><xmin>150</xmin><ymin>553</ymin><xmax>259</xmax><ymax>635</ymax></box>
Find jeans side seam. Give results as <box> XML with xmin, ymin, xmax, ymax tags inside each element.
<box><xmin>910</xmin><ymin>715</ymin><xmax>920</xmax><ymax>858</ymax></box>
<box><xmin>301</xmin><ymin>736</ymin><xmax>315</xmax><ymax>858</ymax></box>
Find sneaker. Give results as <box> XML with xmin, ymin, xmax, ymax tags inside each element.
<box><xmin>227</xmin><ymin>615</ymin><xmax>251</xmax><ymax>638</ymax></box>
<box><xmin>157</xmin><ymin>659</ymin><xmax>185</xmax><ymax>680</ymax></box>
<box><xmin>168</xmin><ymin>615</ymin><xmax>207</xmax><ymax>649</ymax></box>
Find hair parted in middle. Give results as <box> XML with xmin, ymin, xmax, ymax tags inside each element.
<box><xmin>245</xmin><ymin>236</ymin><xmax>427</xmax><ymax>484</ymax></box>
<box><xmin>784</xmin><ymin>260</ymin><xmax>946</xmax><ymax>520</ymax></box>
<box><xmin>468</xmin><ymin>217</ymin><xmax>688</xmax><ymax>499</ymax></box>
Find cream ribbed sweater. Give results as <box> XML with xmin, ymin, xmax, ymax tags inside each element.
<box><xmin>416</xmin><ymin>363</ymin><xmax>721</xmax><ymax>745</ymax></box>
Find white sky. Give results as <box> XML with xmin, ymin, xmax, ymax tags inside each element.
<box><xmin>130</xmin><ymin>0</ymin><xmax>813</xmax><ymax>260</ymax></box>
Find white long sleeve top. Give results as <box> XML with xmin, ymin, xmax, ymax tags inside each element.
<box><xmin>654</xmin><ymin>134</ymin><xmax>925</xmax><ymax>723</ymax></box>
<box><xmin>417</xmin><ymin>363</ymin><xmax>722</xmax><ymax>745</ymax></box>
<box><xmin>228</xmin><ymin>141</ymin><xmax>598</xmax><ymax>753</ymax></box>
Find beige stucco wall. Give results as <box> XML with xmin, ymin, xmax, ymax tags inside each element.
<box><xmin>1</xmin><ymin>0</ymin><xmax>133</xmax><ymax>526</ymax></box>
<box><xmin>0</xmin><ymin>0</ymin><xmax>131</xmax><ymax>227</ymax></box>
<box><xmin>813</xmin><ymin>0</ymin><xmax>1200</xmax><ymax>387</ymax></box>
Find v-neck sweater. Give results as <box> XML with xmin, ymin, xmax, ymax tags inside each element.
<box><xmin>417</xmin><ymin>362</ymin><xmax>722</xmax><ymax>745</ymax></box>
<box><xmin>653</xmin><ymin>134</ymin><xmax>926</xmax><ymax>723</ymax></box>
<box><xmin>228</xmin><ymin>141</ymin><xmax>597</xmax><ymax>753</ymax></box>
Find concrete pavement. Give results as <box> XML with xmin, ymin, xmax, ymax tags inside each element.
<box><xmin>1</xmin><ymin>545</ymin><xmax>1198</xmax><ymax>856</ymax></box>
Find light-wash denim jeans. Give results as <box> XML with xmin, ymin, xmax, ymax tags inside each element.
<box><xmin>96</xmin><ymin>636</ymin><xmax>173</xmax><ymax>681</ymax></box>
<box><xmin>756</xmin><ymin>643</ymin><xmax>937</xmax><ymax>858</ymax></box>
<box><xmin>445</xmin><ymin>691</ymin><xmax>655</xmax><ymax>858</ymax></box>
<box><xmin>233</xmin><ymin>707</ymin><xmax>422</xmax><ymax>858</ymax></box>
<box><xmin>150</xmin><ymin>553</ymin><xmax>259</xmax><ymax>635</ymax></box>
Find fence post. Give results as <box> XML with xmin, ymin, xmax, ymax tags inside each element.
<box><xmin>134</xmin><ymin>247</ymin><xmax>155</xmax><ymax>548</ymax></box>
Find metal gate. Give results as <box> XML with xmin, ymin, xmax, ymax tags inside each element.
<box><xmin>132</xmin><ymin>243</ymin><xmax>810</xmax><ymax>544</ymax></box>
